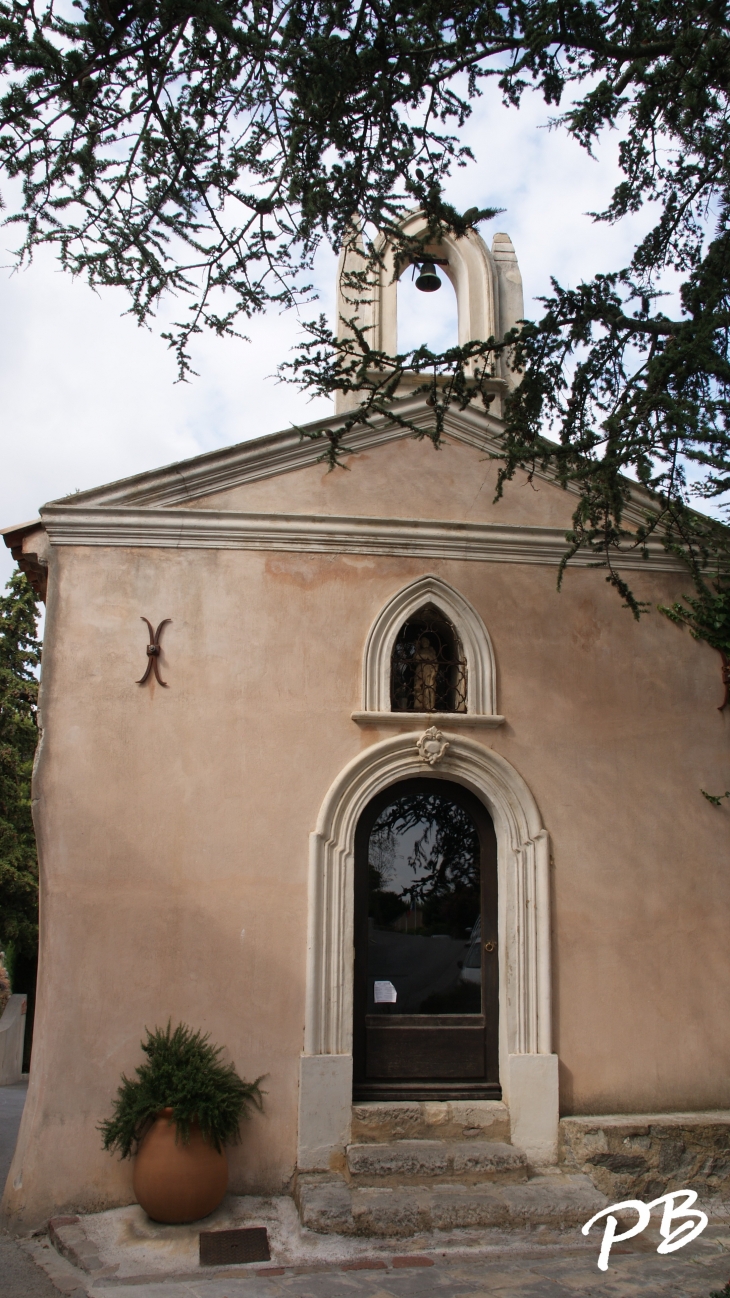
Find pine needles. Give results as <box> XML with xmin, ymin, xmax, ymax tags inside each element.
<box><xmin>99</xmin><ymin>1023</ymin><xmax>265</xmax><ymax>1158</ymax></box>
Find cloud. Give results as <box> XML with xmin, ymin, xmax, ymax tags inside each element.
<box><xmin>0</xmin><ymin>81</ymin><xmax>663</xmax><ymax>590</ymax></box>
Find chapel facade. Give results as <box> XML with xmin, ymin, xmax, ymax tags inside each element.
<box><xmin>2</xmin><ymin>219</ymin><xmax>729</xmax><ymax>1228</ymax></box>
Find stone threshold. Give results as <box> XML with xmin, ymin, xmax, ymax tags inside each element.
<box><xmin>352</xmin><ymin>1099</ymin><xmax>511</xmax><ymax>1144</ymax></box>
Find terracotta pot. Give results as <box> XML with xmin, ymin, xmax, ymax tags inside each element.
<box><xmin>132</xmin><ymin>1108</ymin><xmax>228</xmax><ymax>1224</ymax></box>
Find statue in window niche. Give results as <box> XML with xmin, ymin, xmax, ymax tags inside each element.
<box><xmin>413</xmin><ymin>635</ymin><xmax>439</xmax><ymax>711</ymax></box>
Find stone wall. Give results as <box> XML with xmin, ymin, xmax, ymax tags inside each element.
<box><xmin>560</xmin><ymin>1113</ymin><xmax>730</xmax><ymax>1200</ymax></box>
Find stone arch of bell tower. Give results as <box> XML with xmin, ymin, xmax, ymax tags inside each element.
<box><xmin>334</xmin><ymin>210</ymin><xmax>524</xmax><ymax>414</ymax></box>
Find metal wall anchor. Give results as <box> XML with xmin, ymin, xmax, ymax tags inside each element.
<box><xmin>137</xmin><ymin>618</ymin><xmax>171</xmax><ymax>686</ymax></box>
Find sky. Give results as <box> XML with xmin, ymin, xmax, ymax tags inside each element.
<box><xmin>0</xmin><ymin>79</ymin><xmax>660</xmax><ymax>593</ymax></box>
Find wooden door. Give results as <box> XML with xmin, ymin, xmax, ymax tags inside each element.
<box><xmin>353</xmin><ymin>777</ymin><xmax>499</xmax><ymax>1101</ymax></box>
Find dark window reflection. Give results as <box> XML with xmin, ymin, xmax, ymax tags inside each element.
<box><xmin>390</xmin><ymin>604</ymin><xmax>467</xmax><ymax>713</ymax></box>
<box><xmin>367</xmin><ymin>791</ymin><xmax>481</xmax><ymax>1015</ymax></box>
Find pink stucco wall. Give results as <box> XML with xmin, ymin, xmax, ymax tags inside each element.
<box><xmin>3</xmin><ymin>431</ymin><xmax>728</xmax><ymax>1226</ymax></box>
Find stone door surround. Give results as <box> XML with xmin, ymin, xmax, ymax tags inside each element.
<box><xmin>298</xmin><ymin>730</ymin><xmax>559</xmax><ymax>1169</ymax></box>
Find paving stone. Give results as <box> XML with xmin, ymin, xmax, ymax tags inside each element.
<box><xmin>91</xmin><ymin>1286</ymin><xmax>196</xmax><ymax>1297</ymax></box>
<box><xmin>341</xmin><ymin>1259</ymin><xmax>389</xmax><ymax>1270</ymax></box>
<box><xmin>47</xmin><ymin>1217</ymin><xmax>115</xmax><ymax>1276</ymax></box>
<box><xmin>513</xmin><ymin>1281</ymin><xmax>582</xmax><ymax>1295</ymax></box>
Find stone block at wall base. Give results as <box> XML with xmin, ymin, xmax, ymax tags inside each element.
<box><xmin>560</xmin><ymin>1112</ymin><xmax>730</xmax><ymax>1200</ymax></box>
<box><xmin>298</xmin><ymin>1054</ymin><xmax>352</xmax><ymax>1172</ymax></box>
<box><xmin>507</xmin><ymin>1054</ymin><xmax>559</xmax><ymax>1166</ymax></box>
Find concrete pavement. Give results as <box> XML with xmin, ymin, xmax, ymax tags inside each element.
<box><xmin>2</xmin><ymin>1079</ymin><xmax>60</xmax><ymax>1297</ymax></box>
<box><xmin>0</xmin><ymin>1081</ymin><xmax>27</xmax><ymax>1190</ymax></box>
<box><xmin>20</xmin><ymin>1230</ymin><xmax>730</xmax><ymax>1298</ymax></box>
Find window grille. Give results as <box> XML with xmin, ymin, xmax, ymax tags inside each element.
<box><xmin>390</xmin><ymin>604</ymin><xmax>467</xmax><ymax>713</ymax></box>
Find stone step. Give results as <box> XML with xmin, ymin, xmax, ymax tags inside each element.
<box><xmin>297</xmin><ymin>1172</ymin><xmax>608</xmax><ymax>1237</ymax></box>
<box><xmin>346</xmin><ymin>1140</ymin><xmax>527</xmax><ymax>1185</ymax></box>
<box><xmin>352</xmin><ymin>1100</ymin><xmax>510</xmax><ymax>1144</ymax></box>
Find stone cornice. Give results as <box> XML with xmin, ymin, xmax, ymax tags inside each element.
<box><xmin>351</xmin><ymin>712</ymin><xmax>506</xmax><ymax>727</ymax></box>
<box><xmin>39</xmin><ymin>504</ymin><xmax>687</xmax><ymax>570</ymax></box>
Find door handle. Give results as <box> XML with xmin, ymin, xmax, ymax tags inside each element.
<box><xmin>484</xmin><ymin>940</ymin><xmax>496</xmax><ymax>953</ymax></box>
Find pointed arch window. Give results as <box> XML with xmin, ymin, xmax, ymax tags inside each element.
<box><xmin>359</xmin><ymin>575</ymin><xmax>499</xmax><ymax>718</ymax></box>
<box><xmin>390</xmin><ymin>603</ymin><xmax>467</xmax><ymax>713</ymax></box>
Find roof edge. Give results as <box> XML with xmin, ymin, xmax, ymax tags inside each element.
<box><xmin>2</xmin><ymin>519</ymin><xmax>44</xmax><ymax>549</ymax></box>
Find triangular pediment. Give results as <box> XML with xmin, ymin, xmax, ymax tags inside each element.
<box><xmin>42</xmin><ymin>397</ymin><xmax>508</xmax><ymax>511</ymax></box>
<box><xmin>40</xmin><ymin>395</ymin><xmax>644</xmax><ymax>521</ymax></box>
<box><xmin>35</xmin><ymin>396</ymin><xmax>685</xmax><ymax>573</ymax></box>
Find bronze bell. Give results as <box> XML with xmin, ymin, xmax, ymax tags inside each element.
<box><xmin>415</xmin><ymin>261</ymin><xmax>441</xmax><ymax>292</ymax></box>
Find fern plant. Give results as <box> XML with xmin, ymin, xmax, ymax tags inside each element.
<box><xmin>99</xmin><ymin>1023</ymin><xmax>264</xmax><ymax>1158</ymax></box>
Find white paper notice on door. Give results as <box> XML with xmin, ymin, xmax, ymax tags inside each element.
<box><xmin>373</xmin><ymin>981</ymin><xmax>397</xmax><ymax>1004</ymax></box>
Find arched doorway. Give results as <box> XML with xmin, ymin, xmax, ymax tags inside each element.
<box><xmin>353</xmin><ymin>777</ymin><xmax>499</xmax><ymax>1100</ymax></box>
<box><xmin>298</xmin><ymin>732</ymin><xmax>557</xmax><ymax>1172</ymax></box>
